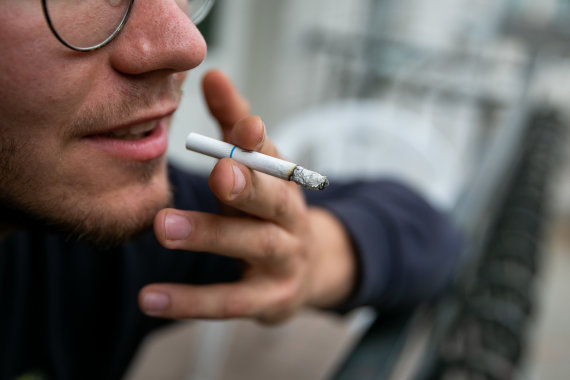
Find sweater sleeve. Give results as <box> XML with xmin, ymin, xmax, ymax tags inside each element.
<box><xmin>305</xmin><ymin>179</ymin><xmax>463</xmax><ymax>312</ymax></box>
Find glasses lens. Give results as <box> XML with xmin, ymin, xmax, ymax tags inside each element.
<box><xmin>45</xmin><ymin>0</ymin><xmax>132</xmax><ymax>50</ymax></box>
<box><xmin>187</xmin><ymin>0</ymin><xmax>215</xmax><ymax>25</ymax></box>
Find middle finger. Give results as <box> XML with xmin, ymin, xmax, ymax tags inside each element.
<box><xmin>155</xmin><ymin>209</ymin><xmax>296</xmax><ymax>265</ymax></box>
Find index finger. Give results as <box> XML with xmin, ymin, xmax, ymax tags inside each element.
<box><xmin>226</xmin><ymin>115</ymin><xmax>281</xmax><ymax>158</ymax></box>
<box><xmin>202</xmin><ymin>69</ymin><xmax>250</xmax><ymax>138</ymax></box>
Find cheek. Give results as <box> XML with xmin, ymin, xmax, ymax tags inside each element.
<box><xmin>0</xmin><ymin>12</ymin><xmax>57</xmax><ymax>116</ymax></box>
<box><xmin>0</xmin><ymin>16</ymin><xmax>100</xmax><ymax>138</ymax></box>
<box><xmin>0</xmin><ymin>54</ymin><xmax>95</xmax><ymax>132</ymax></box>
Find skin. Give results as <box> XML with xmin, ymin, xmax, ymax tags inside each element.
<box><xmin>0</xmin><ymin>0</ymin><xmax>356</xmax><ymax>323</ymax></box>
<box><xmin>0</xmin><ymin>0</ymin><xmax>203</xmax><ymax>244</ymax></box>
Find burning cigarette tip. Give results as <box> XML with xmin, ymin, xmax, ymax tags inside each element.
<box><xmin>291</xmin><ymin>166</ymin><xmax>329</xmax><ymax>191</ymax></box>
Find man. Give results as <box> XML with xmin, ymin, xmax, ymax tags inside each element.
<box><xmin>0</xmin><ymin>0</ymin><xmax>461</xmax><ymax>379</ymax></box>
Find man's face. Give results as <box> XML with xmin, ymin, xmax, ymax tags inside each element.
<box><xmin>0</xmin><ymin>0</ymin><xmax>206</xmax><ymax>244</ymax></box>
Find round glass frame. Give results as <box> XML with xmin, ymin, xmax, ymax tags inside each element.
<box><xmin>42</xmin><ymin>0</ymin><xmax>216</xmax><ymax>52</ymax></box>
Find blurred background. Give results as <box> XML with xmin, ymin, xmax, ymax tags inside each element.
<box><xmin>126</xmin><ymin>0</ymin><xmax>570</xmax><ymax>378</ymax></box>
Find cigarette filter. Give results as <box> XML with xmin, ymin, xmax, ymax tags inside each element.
<box><xmin>185</xmin><ymin>133</ymin><xmax>329</xmax><ymax>190</ymax></box>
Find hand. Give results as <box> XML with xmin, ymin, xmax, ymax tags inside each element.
<box><xmin>139</xmin><ymin>70</ymin><xmax>356</xmax><ymax>324</ymax></box>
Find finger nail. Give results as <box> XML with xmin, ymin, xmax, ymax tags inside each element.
<box><xmin>142</xmin><ymin>292</ymin><xmax>170</xmax><ymax>315</ymax></box>
<box><xmin>165</xmin><ymin>214</ymin><xmax>191</xmax><ymax>240</ymax></box>
<box><xmin>255</xmin><ymin>119</ymin><xmax>266</xmax><ymax>149</ymax></box>
<box><xmin>232</xmin><ymin>165</ymin><xmax>246</xmax><ymax>195</ymax></box>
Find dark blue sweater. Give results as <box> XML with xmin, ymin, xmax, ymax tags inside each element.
<box><xmin>0</xmin><ymin>165</ymin><xmax>462</xmax><ymax>380</ymax></box>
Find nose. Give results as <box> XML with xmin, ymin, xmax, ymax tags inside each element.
<box><xmin>108</xmin><ymin>0</ymin><xmax>207</xmax><ymax>75</ymax></box>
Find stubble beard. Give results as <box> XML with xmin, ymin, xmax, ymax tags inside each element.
<box><xmin>0</xmin><ymin>102</ymin><xmax>178</xmax><ymax>248</ymax></box>
<box><xmin>0</xmin><ymin>154</ymin><xmax>173</xmax><ymax>247</ymax></box>
<box><xmin>0</xmin><ymin>141</ymin><xmax>173</xmax><ymax>247</ymax></box>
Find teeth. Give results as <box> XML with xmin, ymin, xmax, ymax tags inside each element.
<box><xmin>105</xmin><ymin>123</ymin><xmax>155</xmax><ymax>140</ymax></box>
<box><xmin>129</xmin><ymin>123</ymin><xmax>155</xmax><ymax>134</ymax></box>
<box><xmin>108</xmin><ymin>132</ymin><xmax>144</xmax><ymax>140</ymax></box>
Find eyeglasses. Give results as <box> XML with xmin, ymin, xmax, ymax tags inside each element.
<box><xmin>42</xmin><ymin>0</ymin><xmax>216</xmax><ymax>52</ymax></box>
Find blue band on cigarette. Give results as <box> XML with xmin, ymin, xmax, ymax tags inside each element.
<box><xmin>229</xmin><ymin>145</ymin><xmax>237</xmax><ymax>158</ymax></box>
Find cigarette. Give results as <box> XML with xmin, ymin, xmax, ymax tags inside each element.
<box><xmin>185</xmin><ymin>133</ymin><xmax>329</xmax><ymax>190</ymax></box>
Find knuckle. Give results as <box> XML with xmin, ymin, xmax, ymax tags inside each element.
<box><xmin>222</xmin><ymin>295</ymin><xmax>250</xmax><ymax>318</ymax></box>
<box><xmin>259</xmin><ymin>224</ymin><xmax>281</xmax><ymax>262</ymax></box>
<box><xmin>173</xmin><ymin>294</ymin><xmax>199</xmax><ymax>319</ymax></box>
<box><xmin>276</xmin><ymin>287</ymin><xmax>297</xmax><ymax>311</ymax></box>
<box><xmin>187</xmin><ymin>214</ymin><xmax>228</xmax><ymax>252</ymax></box>
<box><xmin>272</xmin><ymin>182</ymin><xmax>290</xmax><ymax>219</ymax></box>
<box><xmin>208</xmin><ymin>100</ymin><xmax>225</xmax><ymax>115</ymax></box>
<box><xmin>260</xmin><ymin>284</ymin><xmax>298</xmax><ymax>324</ymax></box>
<box><xmin>274</xmin><ymin>280</ymin><xmax>298</xmax><ymax>311</ymax></box>
<box><xmin>202</xmin><ymin>216</ymin><xmax>225</xmax><ymax>248</ymax></box>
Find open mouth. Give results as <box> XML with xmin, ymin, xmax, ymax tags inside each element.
<box><xmin>103</xmin><ymin>122</ymin><xmax>157</xmax><ymax>140</ymax></box>
<box><xmin>84</xmin><ymin>119</ymin><xmax>169</xmax><ymax>161</ymax></box>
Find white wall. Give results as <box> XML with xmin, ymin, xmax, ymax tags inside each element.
<box><xmin>167</xmin><ymin>0</ymin><xmax>566</xmax><ymax>205</ymax></box>
<box><xmin>168</xmin><ymin>0</ymin><xmax>373</xmax><ymax>171</ymax></box>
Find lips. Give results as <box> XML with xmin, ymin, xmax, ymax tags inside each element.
<box><xmin>104</xmin><ymin>121</ymin><xmax>158</xmax><ymax>140</ymax></box>
<box><xmin>84</xmin><ymin>118</ymin><xmax>169</xmax><ymax>162</ymax></box>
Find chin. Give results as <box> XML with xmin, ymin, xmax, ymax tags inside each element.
<box><xmin>62</xmin><ymin>161</ymin><xmax>174</xmax><ymax>247</ymax></box>
<box><xmin>75</xmin><ymin>184</ymin><xmax>173</xmax><ymax>248</ymax></box>
<box><xmin>2</xmin><ymin>157</ymin><xmax>173</xmax><ymax>249</ymax></box>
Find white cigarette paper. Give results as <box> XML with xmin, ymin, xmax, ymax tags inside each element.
<box><xmin>185</xmin><ymin>133</ymin><xmax>329</xmax><ymax>190</ymax></box>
